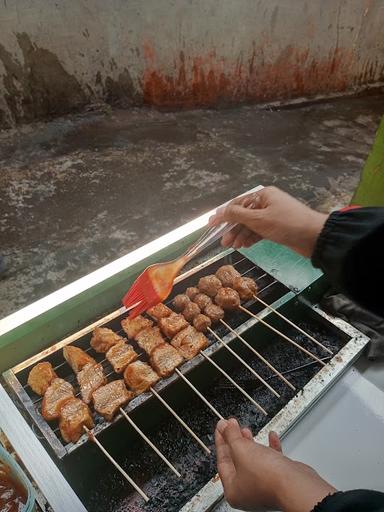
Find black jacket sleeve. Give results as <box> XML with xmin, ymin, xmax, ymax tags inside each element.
<box><xmin>313</xmin><ymin>490</ymin><xmax>384</xmax><ymax>511</ymax></box>
<box><xmin>311</xmin><ymin>207</ymin><xmax>384</xmax><ymax>317</ymax></box>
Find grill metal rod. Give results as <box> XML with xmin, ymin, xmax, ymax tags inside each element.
<box><xmin>252</xmin><ymin>295</ymin><xmax>333</xmax><ymax>355</ymax></box>
<box><xmin>175</xmin><ymin>368</ymin><xmax>224</xmax><ymax>420</ymax></box>
<box><xmin>220</xmin><ymin>320</ymin><xmax>296</xmax><ymax>391</ymax></box>
<box><xmin>120</xmin><ymin>408</ymin><xmax>181</xmax><ymax>478</ymax></box>
<box><xmin>207</xmin><ymin>327</ymin><xmax>281</xmax><ymax>397</ymax></box>
<box><xmin>150</xmin><ymin>387</ymin><xmax>211</xmax><ymax>455</ymax></box>
<box><xmin>239</xmin><ymin>306</ymin><xmax>326</xmax><ymax>366</ymax></box>
<box><xmin>217</xmin><ymin>356</ymin><xmax>333</xmax><ymax>390</ymax></box>
<box><xmin>84</xmin><ymin>426</ymin><xmax>149</xmax><ymax>502</ymax></box>
<box><xmin>200</xmin><ymin>352</ymin><xmax>267</xmax><ymax>415</ymax></box>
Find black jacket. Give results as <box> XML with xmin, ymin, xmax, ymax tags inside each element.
<box><xmin>311</xmin><ymin>207</ymin><xmax>384</xmax><ymax>511</ymax></box>
<box><xmin>312</xmin><ymin>207</ymin><xmax>384</xmax><ymax>316</ymax></box>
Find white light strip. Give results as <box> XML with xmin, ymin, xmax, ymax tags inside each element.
<box><xmin>0</xmin><ymin>186</ymin><xmax>263</xmax><ymax>336</ymax></box>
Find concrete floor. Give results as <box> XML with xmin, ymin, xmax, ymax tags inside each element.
<box><xmin>0</xmin><ymin>95</ymin><xmax>383</xmax><ymax>318</ymax></box>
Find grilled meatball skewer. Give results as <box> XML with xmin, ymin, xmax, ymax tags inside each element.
<box><xmin>204</xmin><ymin>303</ymin><xmax>225</xmax><ymax>324</ymax></box>
<box><xmin>198</xmin><ymin>275</ymin><xmax>222</xmax><ymax>297</ymax></box>
<box><xmin>182</xmin><ymin>301</ymin><xmax>201</xmax><ymax>322</ymax></box>
<box><xmin>185</xmin><ymin>287</ymin><xmax>199</xmax><ymax>300</ymax></box>
<box><xmin>214</xmin><ymin>287</ymin><xmax>241</xmax><ymax>310</ymax></box>
<box><xmin>193</xmin><ymin>314</ymin><xmax>212</xmax><ymax>333</ymax></box>
<box><xmin>173</xmin><ymin>294</ymin><xmax>190</xmax><ymax>312</ymax></box>
<box><xmin>233</xmin><ymin>276</ymin><xmax>258</xmax><ymax>300</ymax></box>
<box><xmin>193</xmin><ymin>293</ymin><xmax>212</xmax><ymax>310</ymax></box>
<box><xmin>215</xmin><ymin>265</ymin><xmax>241</xmax><ymax>287</ymax></box>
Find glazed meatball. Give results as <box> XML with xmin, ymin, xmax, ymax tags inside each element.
<box><xmin>173</xmin><ymin>294</ymin><xmax>190</xmax><ymax>312</ymax></box>
<box><xmin>193</xmin><ymin>293</ymin><xmax>212</xmax><ymax>310</ymax></box>
<box><xmin>193</xmin><ymin>314</ymin><xmax>212</xmax><ymax>333</ymax></box>
<box><xmin>233</xmin><ymin>276</ymin><xmax>258</xmax><ymax>301</ymax></box>
<box><xmin>215</xmin><ymin>287</ymin><xmax>241</xmax><ymax>310</ymax></box>
<box><xmin>185</xmin><ymin>287</ymin><xmax>199</xmax><ymax>300</ymax></box>
<box><xmin>215</xmin><ymin>265</ymin><xmax>241</xmax><ymax>287</ymax></box>
<box><xmin>198</xmin><ymin>275</ymin><xmax>222</xmax><ymax>297</ymax></box>
<box><xmin>182</xmin><ymin>301</ymin><xmax>201</xmax><ymax>322</ymax></box>
<box><xmin>204</xmin><ymin>303</ymin><xmax>225</xmax><ymax>324</ymax></box>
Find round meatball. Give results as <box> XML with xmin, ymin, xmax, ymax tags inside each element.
<box><xmin>215</xmin><ymin>265</ymin><xmax>241</xmax><ymax>287</ymax></box>
<box><xmin>173</xmin><ymin>294</ymin><xmax>190</xmax><ymax>312</ymax></box>
<box><xmin>214</xmin><ymin>287</ymin><xmax>241</xmax><ymax>310</ymax></box>
<box><xmin>198</xmin><ymin>275</ymin><xmax>222</xmax><ymax>297</ymax></box>
<box><xmin>204</xmin><ymin>303</ymin><xmax>225</xmax><ymax>324</ymax></box>
<box><xmin>193</xmin><ymin>314</ymin><xmax>212</xmax><ymax>333</ymax></box>
<box><xmin>182</xmin><ymin>302</ymin><xmax>201</xmax><ymax>322</ymax></box>
<box><xmin>193</xmin><ymin>293</ymin><xmax>212</xmax><ymax>310</ymax></box>
<box><xmin>185</xmin><ymin>287</ymin><xmax>199</xmax><ymax>300</ymax></box>
<box><xmin>233</xmin><ymin>276</ymin><xmax>258</xmax><ymax>301</ymax></box>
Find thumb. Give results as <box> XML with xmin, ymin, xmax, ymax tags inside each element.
<box><xmin>269</xmin><ymin>431</ymin><xmax>282</xmax><ymax>452</ymax></box>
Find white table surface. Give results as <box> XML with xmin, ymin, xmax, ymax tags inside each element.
<box><xmin>214</xmin><ymin>356</ymin><xmax>384</xmax><ymax>511</ymax></box>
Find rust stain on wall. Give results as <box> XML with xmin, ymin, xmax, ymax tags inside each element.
<box><xmin>141</xmin><ymin>42</ymin><xmax>366</xmax><ymax>108</ymax></box>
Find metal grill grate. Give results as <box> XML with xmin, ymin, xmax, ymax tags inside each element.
<box><xmin>0</xmin><ymin>249</ymin><xmax>370</xmax><ymax>512</ymax></box>
<box><xmin>3</xmin><ymin>251</ymin><xmax>291</xmax><ymax>457</ymax></box>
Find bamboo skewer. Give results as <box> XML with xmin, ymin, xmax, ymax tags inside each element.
<box><xmin>220</xmin><ymin>320</ymin><xmax>296</xmax><ymax>391</ymax></box>
<box><xmin>84</xmin><ymin>426</ymin><xmax>149</xmax><ymax>502</ymax></box>
<box><xmin>239</xmin><ymin>305</ymin><xmax>326</xmax><ymax>366</ymax></box>
<box><xmin>150</xmin><ymin>387</ymin><xmax>211</xmax><ymax>455</ymax></box>
<box><xmin>252</xmin><ymin>295</ymin><xmax>333</xmax><ymax>355</ymax></box>
<box><xmin>175</xmin><ymin>368</ymin><xmax>224</xmax><ymax>420</ymax></box>
<box><xmin>200</xmin><ymin>352</ymin><xmax>267</xmax><ymax>416</ymax></box>
<box><xmin>119</xmin><ymin>408</ymin><xmax>181</xmax><ymax>478</ymax></box>
<box><xmin>207</xmin><ymin>327</ymin><xmax>281</xmax><ymax>397</ymax></box>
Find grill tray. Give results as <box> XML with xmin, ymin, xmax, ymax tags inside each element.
<box><xmin>3</xmin><ymin>251</ymin><xmax>289</xmax><ymax>458</ymax></box>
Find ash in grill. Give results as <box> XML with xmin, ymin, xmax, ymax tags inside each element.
<box><xmin>84</xmin><ymin>319</ymin><xmax>342</xmax><ymax>512</ymax></box>
<box><xmin>3</xmin><ymin>251</ymin><xmax>351</xmax><ymax>512</ymax></box>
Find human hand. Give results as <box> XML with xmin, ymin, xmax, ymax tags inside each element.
<box><xmin>215</xmin><ymin>418</ymin><xmax>336</xmax><ymax>512</ymax></box>
<box><xmin>209</xmin><ymin>187</ymin><xmax>328</xmax><ymax>258</ymax></box>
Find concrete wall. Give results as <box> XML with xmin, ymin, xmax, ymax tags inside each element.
<box><xmin>0</xmin><ymin>0</ymin><xmax>383</xmax><ymax>128</ymax></box>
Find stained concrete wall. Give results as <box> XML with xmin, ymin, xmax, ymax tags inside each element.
<box><xmin>0</xmin><ymin>0</ymin><xmax>384</xmax><ymax>128</ymax></box>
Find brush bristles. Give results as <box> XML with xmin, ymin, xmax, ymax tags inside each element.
<box><xmin>123</xmin><ymin>269</ymin><xmax>162</xmax><ymax>317</ymax></box>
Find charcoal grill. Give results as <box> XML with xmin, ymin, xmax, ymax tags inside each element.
<box><xmin>0</xmin><ymin>186</ymin><xmax>369</xmax><ymax>512</ymax></box>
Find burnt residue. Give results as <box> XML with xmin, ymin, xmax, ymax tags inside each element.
<box><xmin>7</xmin><ymin>250</ymin><xmax>350</xmax><ymax>511</ymax></box>
<box><xmin>0</xmin><ymin>33</ymin><xmax>87</xmax><ymax>125</ymax></box>
<box><xmin>80</xmin><ymin>318</ymin><xmax>345</xmax><ymax>512</ymax></box>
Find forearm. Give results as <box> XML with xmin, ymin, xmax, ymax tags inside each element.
<box><xmin>276</xmin><ymin>461</ymin><xmax>336</xmax><ymax>512</ymax></box>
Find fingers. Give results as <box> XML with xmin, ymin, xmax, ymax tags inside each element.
<box><xmin>222</xmin><ymin>204</ymin><xmax>259</xmax><ymax>226</ymax></box>
<box><xmin>210</xmin><ymin>202</ymin><xmax>259</xmax><ymax>228</ymax></box>
<box><xmin>241</xmin><ymin>427</ymin><xmax>253</xmax><ymax>441</ymax></box>
<box><xmin>223</xmin><ymin>228</ymin><xmax>261</xmax><ymax>249</ymax></box>
<box><xmin>209</xmin><ymin>193</ymin><xmax>256</xmax><ymax>226</ymax></box>
<box><xmin>243</xmin><ymin>232</ymin><xmax>261</xmax><ymax>248</ymax></box>
<box><xmin>215</xmin><ymin>420</ymin><xmax>236</xmax><ymax>490</ymax></box>
<box><xmin>221</xmin><ymin>225</ymin><xmax>242</xmax><ymax>247</ymax></box>
<box><xmin>232</xmin><ymin>226</ymin><xmax>253</xmax><ymax>249</ymax></box>
<box><xmin>209</xmin><ymin>186</ymin><xmax>281</xmax><ymax>227</ymax></box>
<box><xmin>269</xmin><ymin>431</ymin><xmax>282</xmax><ymax>452</ymax></box>
<box><xmin>220</xmin><ymin>417</ymin><xmax>243</xmax><ymax>445</ymax></box>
